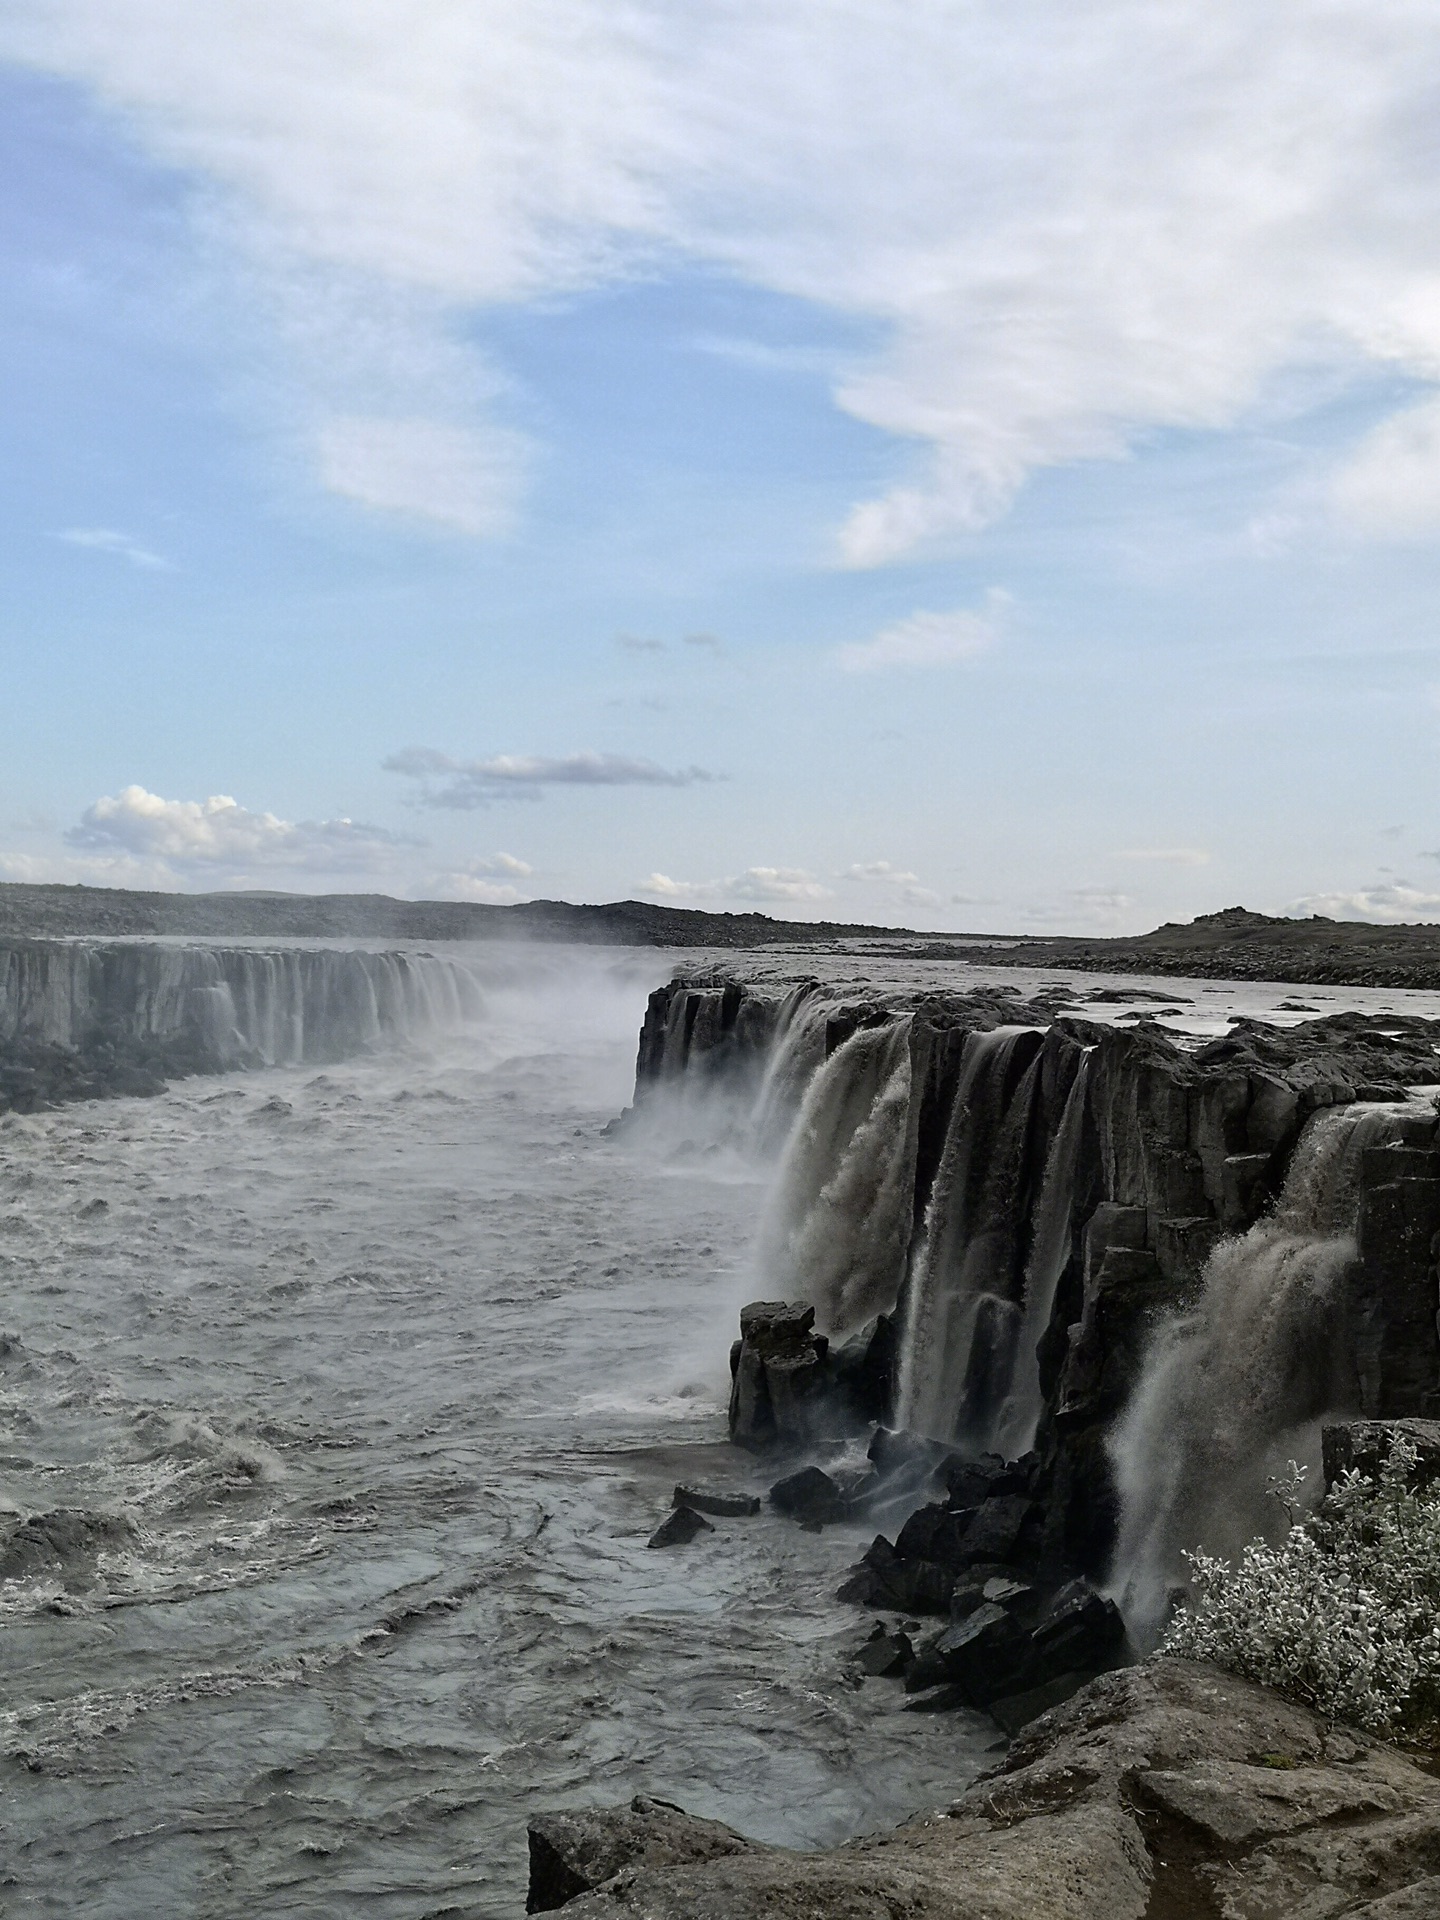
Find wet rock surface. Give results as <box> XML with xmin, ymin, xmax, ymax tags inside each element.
<box><xmin>527</xmin><ymin>1659</ymin><xmax>1440</xmax><ymax>1917</ymax></box>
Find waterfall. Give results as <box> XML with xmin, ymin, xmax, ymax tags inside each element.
<box><xmin>894</xmin><ymin>1027</ymin><xmax>1044</xmax><ymax>1442</ymax></box>
<box><xmin>1108</xmin><ymin>1101</ymin><xmax>1415</xmax><ymax>1632</ymax></box>
<box><xmin>0</xmin><ymin>940</ymin><xmax>485</xmax><ymax>1070</ymax></box>
<box><xmin>754</xmin><ymin>1016</ymin><xmax>917</xmax><ymax>1337</ymax></box>
<box><xmin>750</xmin><ymin>982</ymin><xmax>833</xmax><ymax>1148</ymax></box>
<box><xmin>992</xmin><ymin>1053</ymin><xmax>1092</xmax><ymax>1460</ymax></box>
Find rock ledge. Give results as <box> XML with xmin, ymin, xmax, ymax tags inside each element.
<box><xmin>528</xmin><ymin>1659</ymin><xmax>1440</xmax><ymax>1917</ymax></box>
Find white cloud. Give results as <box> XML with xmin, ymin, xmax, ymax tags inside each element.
<box><xmin>642</xmin><ymin>872</ymin><xmax>708</xmax><ymax>901</ymax></box>
<box><xmin>1117</xmin><ymin>847</ymin><xmax>1212</xmax><ymax>866</ymax></box>
<box><xmin>16</xmin><ymin>4</ymin><xmax>1440</xmax><ymax>553</ymax></box>
<box><xmin>58</xmin><ymin>527</ymin><xmax>171</xmax><ymax>570</ymax></box>
<box><xmin>1331</xmin><ymin>395</ymin><xmax>1440</xmax><ymax>541</ymax></box>
<box><xmin>1022</xmin><ymin>888</ymin><xmax>1135</xmax><ymax>931</ymax></box>
<box><xmin>837</xmin><ymin>597</ymin><xmax>1004</xmax><ymax>672</ymax></box>
<box><xmin>1292</xmin><ymin>884</ymin><xmax>1440</xmax><ymax>923</ymax></box>
<box><xmin>640</xmin><ymin>865</ymin><xmax>833</xmax><ymax>905</ymax></box>
<box><xmin>315</xmin><ymin>415</ymin><xmax>528</xmax><ymax>538</ymax></box>
<box><xmin>841</xmin><ymin>859</ymin><xmax>941</xmax><ymax>907</ymax></box>
<box><xmin>422</xmin><ymin>853</ymin><xmax>532</xmax><ymax>904</ymax></box>
<box><xmin>385</xmin><ymin>747</ymin><xmax>716</xmax><ymax>806</ymax></box>
<box><xmin>68</xmin><ymin>785</ymin><xmax>410</xmax><ymax>874</ymax></box>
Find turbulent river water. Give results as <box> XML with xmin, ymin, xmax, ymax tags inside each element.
<box><xmin>0</xmin><ymin>945</ymin><xmax>989</xmax><ymax>1918</ymax></box>
<box><xmin>10</xmin><ymin>938</ymin><xmax>1440</xmax><ymax>1916</ymax></box>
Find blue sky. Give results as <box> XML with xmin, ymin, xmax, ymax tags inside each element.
<box><xmin>4</xmin><ymin>2</ymin><xmax>1440</xmax><ymax>932</ymax></box>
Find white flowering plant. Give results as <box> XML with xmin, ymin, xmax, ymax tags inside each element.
<box><xmin>1161</xmin><ymin>1437</ymin><xmax>1440</xmax><ymax>1732</ymax></box>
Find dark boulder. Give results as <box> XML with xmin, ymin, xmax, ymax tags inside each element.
<box><xmin>854</xmin><ymin>1625</ymin><xmax>913</xmax><ymax>1676</ymax></box>
<box><xmin>526</xmin><ymin>1796</ymin><xmax>755</xmax><ymax>1911</ymax></box>
<box><xmin>768</xmin><ymin>1464</ymin><xmax>846</xmax><ymax>1523</ymax></box>
<box><xmin>672</xmin><ymin>1485</ymin><xmax>760</xmax><ymax>1517</ymax></box>
<box><xmin>1022</xmin><ymin>1577</ymin><xmax>1126</xmax><ymax>1686</ymax></box>
<box><xmin>904</xmin><ymin>1601</ymin><xmax>1027</xmax><ymax>1703</ymax></box>
<box><xmin>647</xmin><ymin>1506</ymin><xmax>713</xmax><ymax>1549</ymax></box>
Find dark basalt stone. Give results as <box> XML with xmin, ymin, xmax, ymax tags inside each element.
<box><xmin>647</xmin><ymin>1506</ymin><xmax>713</xmax><ymax>1549</ymax></box>
<box><xmin>854</xmin><ymin>1625</ymin><xmax>913</xmax><ymax>1676</ymax></box>
<box><xmin>672</xmin><ymin>1484</ymin><xmax>760</xmax><ymax>1517</ymax></box>
<box><xmin>768</xmin><ymin>1465</ymin><xmax>846</xmax><ymax>1523</ymax></box>
<box><xmin>904</xmin><ymin>1600</ymin><xmax>1027</xmax><ymax>1703</ymax></box>
<box><xmin>1023</xmin><ymin>1578</ymin><xmax>1126</xmax><ymax>1685</ymax></box>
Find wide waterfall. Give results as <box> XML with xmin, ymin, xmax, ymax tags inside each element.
<box><xmin>1109</xmin><ymin>1099</ymin><xmax>1418</xmax><ymax>1630</ymax></box>
<box><xmin>0</xmin><ymin>938</ymin><xmax>486</xmax><ymax>1071</ymax></box>
<box><xmin>755</xmin><ymin>1016</ymin><xmax>917</xmax><ymax>1336</ymax></box>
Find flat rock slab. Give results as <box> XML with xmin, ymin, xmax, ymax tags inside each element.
<box><xmin>672</xmin><ymin>1485</ymin><xmax>760</xmax><ymax>1517</ymax></box>
<box><xmin>527</xmin><ymin>1660</ymin><xmax>1440</xmax><ymax>1917</ymax></box>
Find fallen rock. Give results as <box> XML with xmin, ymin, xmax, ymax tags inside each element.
<box><xmin>672</xmin><ymin>1485</ymin><xmax>761</xmax><ymax>1517</ymax></box>
<box><xmin>905</xmin><ymin>1601</ymin><xmax>1027</xmax><ymax>1703</ymax></box>
<box><xmin>855</xmin><ymin>1625</ymin><xmax>913</xmax><ymax>1677</ymax></box>
<box><xmin>768</xmin><ymin>1464</ymin><xmax>846</xmax><ymax>1524</ymax></box>
<box><xmin>1023</xmin><ymin>1578</ymin><xmax>1126</xmax><ymax>1686</ymax></box>
<box><xmin>526</xmin><ymin>1796</ymin><xmax>757</xmax><ymax>1911</ymax></box>
<box><xmin>647</xmin><ymin>1506</ymin><xmax>713</xmax><ymax>1548</ymax></box>
<box><xmin>530</xmin><ymin>1661</ymin><xmax>1440</xmax><ymax>1916</ymax></box>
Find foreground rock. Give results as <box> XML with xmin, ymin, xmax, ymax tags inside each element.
<box><xmin>527</xmin><ymin>1659</ymin><xmax>1440</xmax><ymax>1916</ymax></box>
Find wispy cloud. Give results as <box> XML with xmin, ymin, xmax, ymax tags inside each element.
<box><xmin>836</xmin><ymin>594</ymin><xmax>1006</xmax><ymax>672</ymax></box>
<box><xmin>841</xmin><ymin>859</ymin><xmax>941</xmax><ymax>907</ymax></box>
<box><xmin>57</xmin><ymin>527</ymin><xmax>172</xmax><ymax>570</ymax></box>
<box><xmin>642</xmin><ymin>866</ymin><xmax>833</xmax><ymax>905</ymax></box>
<box><xmin>1117</xmin><ymin>847</ymin><xmax>1212</xmax><ymax>866</ymax></box>
<box><xmin>21</xmin><ymin>6</ymin><xmax>1440</xmax><ymax>556</ymax></box>
<box><xmin>315</xmin><ymin>416</ymin><xmax>529</xmax><ymax>538</ymax></box>
<box><xmin>385</xmin><ymin>747</ymin><xmax>717</xmax><ymax>807</ymax></box>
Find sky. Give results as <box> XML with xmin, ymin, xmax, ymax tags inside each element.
<box><xmin>4</xmin><ymin>2</ymin><xmax>1440</xmax><ymax>934</ymax></box>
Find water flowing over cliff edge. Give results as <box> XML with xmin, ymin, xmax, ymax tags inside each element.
<box><xmin>629</xmin><ymin>971</ymin><xmax>1440</xmax><ymax>1626</ymax></box>
<box><xmin>0</xmin><ymin>938</ymin><xmax>488</xmax><ymax>1108</ymax></box>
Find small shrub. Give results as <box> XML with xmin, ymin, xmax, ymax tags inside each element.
<box><xmin>1161</xmin><ymin>1437</ymin><xmax>1440</xmax><ymax>1732</ymax></box>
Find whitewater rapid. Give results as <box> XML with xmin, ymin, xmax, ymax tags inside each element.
<box><xmin>0</xmin><ymin>945</ymin><xmax>985</xmax><ymax>1918</ymax></box>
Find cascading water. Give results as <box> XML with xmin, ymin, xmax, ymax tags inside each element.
<box><xmin>1108</xmin><ymin>1100</ymin><xmax>1417</xmax><ymax>1632</ymax></box>
<box><xmin>992</xmin><ymin>1052</ymin><xmax>1092</xmax><ymax>1460</ymax></box>
<box><xmin>754</xmin><ymin>1016</ymin><xmax>917</xmax><ymax>1337</ymax></box>
<box><xmin>750</xmin><ymin>982</ymin><xmax>832</xmax><ymax>1149</ymax></box>
<box><xmin>0</xmin><ymin>940</ymin><xmax>486</xmax><ymax>1068</ymax></box>
<box><xmin>894</xmin><ymin>1027</ymin><xmax>1044</xmax><ymax>1442</ymax></box>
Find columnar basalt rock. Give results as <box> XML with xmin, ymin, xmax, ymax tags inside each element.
<box><xmin>640</xmin><ymin>977</ymin><xmax>1440</xmax><ymax>1579</ymax></box>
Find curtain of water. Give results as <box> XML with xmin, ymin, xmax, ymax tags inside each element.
<box><xmin>754</xmin><ymin>1017</ymin><xmax>917</xmax><ymax>1337</ymax></box>
<box><xmin>1108</xmin><ymin>1101</ymin><xmax>1415</xmax><ymax>1632</ymax></box>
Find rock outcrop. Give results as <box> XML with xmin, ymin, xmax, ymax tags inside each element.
<box><xmin>527</xmin><ymin>1659</ymin><xmax>1440</xmax><ymax>1916</ymax></box>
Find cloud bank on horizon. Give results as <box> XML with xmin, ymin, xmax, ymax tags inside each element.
<box><xmin>7</xmin><ymin>0</ymin><xmax>1440</xmax><ymax>557</ymax></box>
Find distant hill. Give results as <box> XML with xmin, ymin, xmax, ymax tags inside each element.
<box><xmin>0</xmin><ymin>881</ymin><xmax>918</xmax><ymax>947</ymax></box>
<box><xmin>4</xmin><ymin>885</ymin><xmax>1439</xmax><ymax>988</ymax></box>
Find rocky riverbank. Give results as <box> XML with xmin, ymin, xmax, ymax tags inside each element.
<box><xmin>527</xmin><ymin>1657</ymin><xmax>1440</xmax><ymax>1915</ymax></box>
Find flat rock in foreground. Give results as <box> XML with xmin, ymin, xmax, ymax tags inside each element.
<box><xmin>528</xmin><ymin>1659</ymin><xmax>1440</xmax><ymax>1917</ymax></box>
